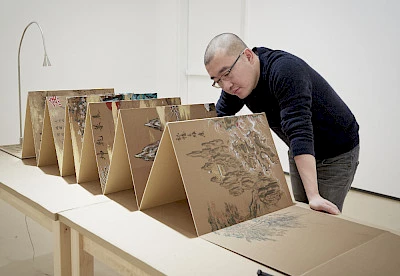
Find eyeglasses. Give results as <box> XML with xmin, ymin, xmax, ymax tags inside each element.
<box><xmin>212</xmin><ymin>49</ymin><xmax>246</xmax><ymax>89</ymax></box>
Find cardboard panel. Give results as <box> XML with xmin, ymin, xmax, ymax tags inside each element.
<box><xmin>100</xmin><ymin>93</ymin><xmax>158</xmax><ymax>126</ymax></box>
<box><xmin>202</xmin><ymin>205</ymin><xmax>385</xmax><ymax>276</ymax></box>
<box><xmin>87</xmin><ymin>102</ymin><xmax>115</xmax><ymax>188</ymax></box>
<box><xmin>140</xmin><ymin>112</ymin><xmax>399</xmax><ymax>275</ymax></box>
<box><xmin>45</xmin><ymin>94</ymin><xmax>112</xmax><ymax>175</ymax></box>
<box><xmin>101</xmin><ymin>93</ymin><xmax>157</xmax><ymax>101</ymax></box>
<box><xmin>139</xmin><ymin>120</ymin><xmax>187</xmax><ymax>210</ymax></box>
<box><xmin>36</xmin><ymin>101</ymin><xmax>57</xmax><ymax>166</ymax></box>
<box><xmin>105</xmin><ymin>107</ymin><xmax>162</xmax><ymax>195</ymax></box>
<box><xmin>60</xmin><ymin>107</ymin><xmax>74</xmax><ymax>176</ymax></box>
<box><xmin>67</xmin><ymin>93</ymin><xmax>161</xmax><ymax>181</ymax></box>
<box><xmin>105</xmin><ymin>115</ymin><xmax>133</xmax><ymax>193</ymax></box>
<box><xmin>68</xmin><ymin>94</ymin><xmax>113</xmax><ymax>177</ymax></box>
<box><xmin>141</xmin><ymin>113</ymin><xmax>292</xmax><ymax>236</ymax></box>
<box><xmin>78</xmin><ymin>97</ymin><xmax>181</xmax><ymax>188</ymax></box>
<box><xmin>27</xmin><ymin>89</ymin><xmax>114</xmax><ymax>165</ymax></box>
<box><xmin>118</xmin><ymin>97</ymin><xmax>180</xmax><ymax>110</ymax></box>
<box><xmin>106</xmin><ymin>103</ymin><xmax>216</xmax><ymax>207</ymax></box>
<box><xmin>27</xmin><ymin>90</ymin><xmax>50</xmax><ymax>159</ymax></box>
<box><xmin>301</xmin><ymin>231</ymin><xmax>400</xmax><ymax>276</ymax></box>
<box><xmin>21</xmin><ymin>101</ymin><xmax>35</xmax><ymax>158</ymax></box>
<box><xmin>91</xmin><ymin>98</ymin><xmax>180</xmax><ymax>190</ymax></box>
<box><xmin>45</xmin><ymin>95</ymin><xmax>66</xmax><ymax>167</ymax></box>
<box><xmin>114</xmin><ymin>97</ymin><xmax>181</xmax><ymax>126</ymax></box>
<box><xmin>77</xmin><ymin>108</ymin><xmax>99</xmax><ymax>183</ymax></box>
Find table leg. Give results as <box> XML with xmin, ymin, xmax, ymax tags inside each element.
<box><xmin>71</xmin><ymin>228</ymin><xmax>94</xmax><ymax>276</ymax></box>
<box><xmin>53</xmin><ymin>220</ymin><xmax>72</xmax><ymax>276</ymax></box>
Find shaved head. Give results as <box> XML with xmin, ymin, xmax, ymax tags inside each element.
<box><xmin>204</xmin><ymin>33</ymin><xmax>248</xmax><ymax>66</ymax></box>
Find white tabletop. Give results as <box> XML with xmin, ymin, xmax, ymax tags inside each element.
<box><xmin>59</xmin><ymin>197</ymin><xmax>282</xmax><ymax>276</ymax></box>
<box><xmin>0</xmin><ymin>150</ymin><xmax>109</xmax><ymax>218</ymax></box>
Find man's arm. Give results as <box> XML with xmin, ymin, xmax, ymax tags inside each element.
<box><xmin>270</xmin><ymin>56</ymin><xmax>340</xmax><ymax>214</ymax></box>
<box><xmin>216</xmin><ymin>91</ymin><xmax>244</xmax><ymax>117</ymax></box>
<box><xmin>294</xmin><ymin>154</ymin><xmax>340</xmax><ymax>215</ymax></box>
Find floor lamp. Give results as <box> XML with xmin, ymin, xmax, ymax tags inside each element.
<box><xmin>0</xmin><ymin>21</ymin><xmax>52</xmax><ymax>158</ymax></box>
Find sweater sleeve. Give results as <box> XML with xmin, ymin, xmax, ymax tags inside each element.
<box><xmin>271</xmin><ymin>58</ymin><xmax>315</xmax><ymax>157</ymax></box>
<box><xmin>216</xmin><ymin>91</ymin><xmax>244</xmax><ymax>117</ymax></box>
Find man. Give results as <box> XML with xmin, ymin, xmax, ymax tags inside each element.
<box><xmin>204</xmin><ymin>33</ymin><xmax>359</xmax><ymax>215</ymax></box>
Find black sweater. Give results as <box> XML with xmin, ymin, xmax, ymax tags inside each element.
<box><xmin>216</xmin><ymin>47</ymin><xmax>359</xmax><ymax>160</ymax></box>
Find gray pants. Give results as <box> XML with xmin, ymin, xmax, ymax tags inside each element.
<box><xmin>289</xmin><ymin>144</ymin><xmax>360</xmax><ymax>211</ymax></box>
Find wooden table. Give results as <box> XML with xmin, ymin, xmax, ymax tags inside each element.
<box><xmin>0</xmin><ymin>150</ymin><xmax>278</xmax><ymax>276</ymax></box>
<box><xmin>0</xmin><ymin>151</ymin><xmax>109</xmax><ymax>276</ymax></box>
<box><xmin>58</xmin><ymin>195</ymin><xmax>280</xmax><ymax>276</ymax></box>
<box><xmin>4</xmin><ymin>149</ymin><xmax>397</xmax><ymax>275</ymax></box>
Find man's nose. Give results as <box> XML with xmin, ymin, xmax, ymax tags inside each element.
<box><xmin>223</xmin><ymin>80</ymin><xmax>233</xmax><ymax>91</ymax></box>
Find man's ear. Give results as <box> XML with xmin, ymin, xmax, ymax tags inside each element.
<box><xmin>244</xmin><ymin>48</ymin><xmax>255</xmax><ymax>64</ymax></box>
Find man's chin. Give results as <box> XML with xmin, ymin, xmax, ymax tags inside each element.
<box><xmin>236</xmin><ymin>91</ymin><xmax>250</xmax><ymax>99</ymax></box>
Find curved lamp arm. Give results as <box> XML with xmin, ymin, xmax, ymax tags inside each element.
<box><xmin>18</xmin><ymin>21</ymin><xmax>51</xmax><ymax>144</ymax></box>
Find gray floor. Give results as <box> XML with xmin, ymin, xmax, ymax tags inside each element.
<box><xmin>0</xmin><ymin>198</ymin><xmax>118</xmax><ymax>276</ymax></box>
<box><xmin>0</xmin><ymin>177</ymin><xmax>399</xmax><ymax>276</ymax></box>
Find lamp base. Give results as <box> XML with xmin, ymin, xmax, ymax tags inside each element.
<box><xmin>0</xmin><ymin>143</ymin><xmax>34</xmax><ymax>159</ymax></box>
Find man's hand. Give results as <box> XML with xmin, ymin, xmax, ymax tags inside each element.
<box><xmin>293</xmin><ymin>154</ymin><xmax>341</xmax><ymax>215</ymax></box>
<box><xmin>309</xmin><ymin>194</ymin><xmax>340</xmax><ymax>215</ymax></box>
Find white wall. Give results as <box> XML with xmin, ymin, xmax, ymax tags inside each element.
<box><xmin>0</xmin><ymin>0</ymin><xmax>185</xmax><ymax>145</ymax></box>
<box><xmin>1</xmin><ymin>0</ymin><xmax>399</xmax><ymax>199</ymax></box>
<box><xmin>246</xmin><ymin>0</ymin><xmax>400</xmax><ymax>198</ymax></box>
<box><xmin>186</xmin><ymin>0</ymin><xmax>246</xmax><ymax>106</ymax></box>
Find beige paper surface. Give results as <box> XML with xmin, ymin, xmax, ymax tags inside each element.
<box><xmin>46</xmin><ymin>95</ymin><xmax>67</xmax><ymax>168</ymax></box>
<box><xmin>36</xmin><ymin>101</ymin><xmax>57</xmax><ymax>166</ymax></box>
<box><xmin>67</xmin><ymin>94</ymin><xmax>114</xmax><ymax>177</ymax></box>
<box><xmin>21</xmin><ymin>101</ymin><xmax>35</xmax><ymax>158</ymax></box>
<box><xmin>27</xmin><ymin>90</ymin><xmax>50</xmax><ymax>159</ymax></box>
<box><xmin>105</xmin><ymin>107</ymin><xmax>162</xmax><ymax>195</ymax></box>
<box><xmin>86</xmin><ymin>98</ymin><xmax>181</xmax><ymax>190</ymax></box>
<box><xmin>105</xmin><ymin>115</ymin><xmax>133</xmax><ymax>193</ymax></box>
<box><xmin>202</xmin><ymin>205</ymin><xmax>386</xmax><ymax>276</ymax></box>
<box><xmin>45</xmin><ymin>95</ymin><xmax>83</xmax><ymax>175</ymax></box>
<box><xmin>105</xmin><ymin>103</ymin><xmax>216</xmax><ymax>207</ymax></box>
<box><xmin>140</xmin><ymin>124</ymin><xmax>187</xmax><ymax>210</ymax></box>
<box><xmin>141</xmin><ymin>113</ymin><xmax>292</xmax><ymax>236</ymax></box>
<box><xmin>140</xmin><ymin>113</ymin><xmax>400</xmax><ymax>274</ymax></box>
<box><xmin>42</xmin><ymin>90</ymin><xmax>115</xmax><ymax>171</ymax></box>
<box><xmin>115</xmin><ymin>97</ymin><xmax>181</xmax><ymax>125</ymax></box>
<box><xmin>60</xmin><ymin>108</ymin><xmax>74</xmax><ymax>176</ymax></box>
<box><xmin>76</xmin><ymin>107</ymin><xmax>99</xmax><ymax>183</ymax></box>
<box><xmin>301</xmin><ymin>231</ymin><xmax>400</xmax><ymax>276</ymax></box>
<box><xmin>27</xmin><ymin>89</ymin><xmax>113</xmax><ymax>164</ymax></box>
<box><xmin>87</xmin><ymin>102</ymin><xmax>115</xmax><ymax>187</ymax></box>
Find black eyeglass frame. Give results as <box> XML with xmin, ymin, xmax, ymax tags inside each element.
<box><xmin>212</xmin><ymin>49</ymin><xmax>246</xmax><ymax>89</ymax></box>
